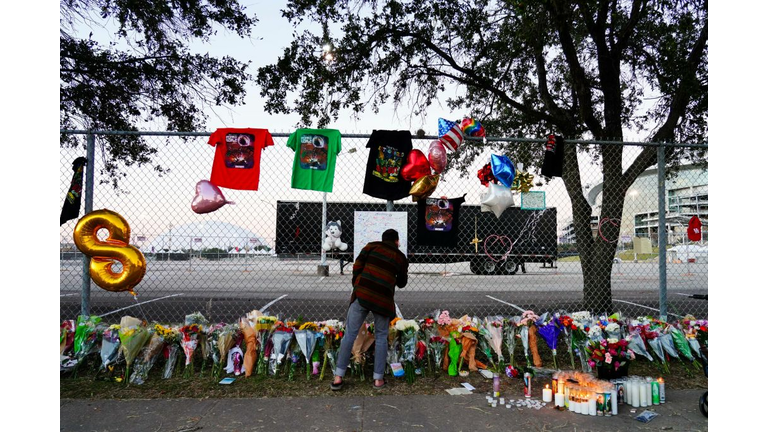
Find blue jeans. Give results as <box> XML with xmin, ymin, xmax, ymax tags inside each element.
<box><xmin>334</xmin><ymin>299</ymin><xmax>391</xmax><ymax>380</ymax></box>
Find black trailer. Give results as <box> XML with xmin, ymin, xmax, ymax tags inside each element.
<box><xmin>275</xmin><ymin>200</ymin><xmax>557</xmax><ymax>275</ymax></box>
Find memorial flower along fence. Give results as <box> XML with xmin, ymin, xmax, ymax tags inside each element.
<box><xmin>61</xmin><ymin>309</ymin><xmax>707</xmax><ymax>387</ymax></box>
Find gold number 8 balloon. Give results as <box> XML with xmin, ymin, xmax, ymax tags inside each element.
<box><xmin>73</xmin><ymin>209</ymin><xmax>147</xmax><ymax>294</ymax></box>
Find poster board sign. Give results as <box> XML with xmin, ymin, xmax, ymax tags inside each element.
<box><xmin>353</xmin><ymin>211</ymin><xmax>408</xmax><ymax>260</ymax></box>
<box><xmin>520</xmin><ymin>191</ymin><xmax>546</xmax><ymax>210</ymax></box>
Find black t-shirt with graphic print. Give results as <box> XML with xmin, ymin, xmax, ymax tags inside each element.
<box><xmin>417</xmin><ymin>196</ymin><xmax>466</xmax><ymax>247</ymax></box>
<box><xmin>363</xmin><ymin>130</ymin><xmax>413</xmax><ymax>200</ymax></box>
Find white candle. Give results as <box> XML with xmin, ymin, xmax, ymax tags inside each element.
<box><xmin>645</xmin><ymin>377</ymin><xmax>653</xmax><ymax>407</ymax></box>
<box><xmin>555</xmin><ymin>393</ymin><xmax>565</xmax><ymax>408</ymax></box>
<box><xmin>542</xmin><ymin>385</ymin><xmax>553</xmax><ymax>403</ymax></box>
<box><xmin>658</xmin><ymin>378</ymin><xmax>666</xmax><ymax>404</ymax></box>
<box><xmin>631</xmin><ymin>380</ymin><xmax>640</xmax><ymax>408</ymax></box>
<box><xmin>640</xmin><ymin>380</ymin><xmax>648</xmax><ymax>407</ymax></box>
<box><xmin>500</xmin><ymin>397</ymin><xmax>505</xmax><ymax>405</ymax></box>
<box><xmin>588</xmin><ymin>397</ymin><xmax>597</xmax><ymax>416</ymax></box>
<box><xmin>611</xmin><ymin>389</ymin><xmax>618</xmax><ymax>415</ymax></box>
<box><xmin>581</xmin><ymin>399</ymin><xmax>589</xmax><ymax>415</ymax></box>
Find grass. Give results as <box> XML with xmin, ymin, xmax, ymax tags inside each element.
<box><xmin>61</xmin><ymin>344</ymin><xmax>707</xmax><ymax>400</ymax></box>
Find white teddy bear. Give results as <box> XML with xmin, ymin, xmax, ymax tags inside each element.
<box><xmin>322</xmin><ymin>220</ymin><xmax>348</xmax><ymax>251</ymax></box>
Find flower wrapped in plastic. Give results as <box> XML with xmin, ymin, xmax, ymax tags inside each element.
<box><xmin>682</xmin><ymin>317</ymin><xmax>707</xmax><ymax>360</ymax></box>
<box><xmin>71</xmin><ymin>315</ymin><xmax>102</xmax><ymax>375</ymax></box>
<box><xmin>317</xmin><ymin>320</ymin><xmax>344</xmax><ymax>379</ymax></box>
<box><xmin>287</xmin><ymin>338</ymin><xmax>302</xmax><ymax>381</ymax></box>
<box><xmin>154</xmin><ymin>324</ymin><xmax>181</xmax><ymax>379</ymax></box>
<box><xmin>179</xmin><ymin>323</ymin><xmax>203</xmax><ymax>379</ymax></box>
<box><xmin>206</xmin><ymin>323</ymin><xmax>225</xmax><ymax>379</ymax></box>
<box><xmin>350</xmin><ymin>322</ymin><xmax>375</xmax><ymax>381</ymax></box>
<box><xmin>255</xmin><ymin>316</ymin><xmax>277</xmax><ymax>375</ymax></box>
<box><xmin>585</xmin><ymin>338</ymin><xmax>634</xmax><ymax>371</ymax></box>
<box><xmin>225</xmin><ymin>346</ymin><xmax>244</xmax><ymax>375</ymax></box>
<box><xmin>518</xmin><ymin>324</ymin><xmax>531</xmax><ymax>368</ymax></box>
<box><xmin>503</xmin><ymin>317</ymin><xmax>520</xmax><ymax>368</ymax></box>
<box><xmin>61</xmin><ymin>319</ymin><xmax>77</xmax><ymax>370</ymax></box>
<box><xmin>428</xmin><ymin>336</ymin><xmax>447</xmax><ymax>376</ymax></box>
<box><xmin>270</xmin><ymin>325</ymin><xmax>294</xmax><ymax>376</ymax></box>
<box><xmin>447</xmin><ymin>331</ymin><xmax>462</xmax><ymax>376</ymax></box>
<box><xmin>239</xmin><ymin>318</ymin><xmax>258</xmax><ymax>377</ymax></box>
<box><xmin>481</xmin><ymin>318</ymin><xmax>505</xmax><ymax>372</ymax></box>
<box><xmin>459</xmin><ymin>323</ymin><xmax>486</xmax><ymax>371</ymax></box>
<box><xmin>214</xmin><ymin>324</ymin><xmax>238</xmax><ymax>378</ymax></box>
<box><xmin>536</xmin><ymin>317</ymin><xmax>562</xmax><ymax>370</ymax></box>
<box><xmin>129</xmin><ymin>331</ymin><xmax>166</xmax><ymax>385</ymax></box>
<box><xmin>668</xmin><ymin>325</ymin><xmax>701</xmax><ymax>371</ymax></box>
<box><xmin>396</xmin><ymin>319</ymin><xmax>419</xmax><ymax>383</ymax></box>
<box><xmin>118</xmin><ymin>316</ymin><xmax>152</xmax><ymax>385</ymax></box>
<box><xmin>100</xmin><ymin>324</ymin><xmax>122</xmax><ymax>372</ymax></box>
<box><xmin>658</xmin><ymin>331</ymin><xmax>680</xmax><ymax>360</ymax></box>
<box><xmin>519</xmin><ymin>311</ymin><xmax>542</xmax><ymax>367</ymax></box>
<box><xmin>625</xmin><ymin>328</ymin><xmax>653</xmax><ymax>361</ymax></box>
<box><xmin>295</xmin><ymin>322</ymin><xmax>320</xmax><ymax>380</ymax></box>
<box><xmin>604</xmin><ymin>322</ymin><xmax>622</xmax><ymax>341</ymax></box>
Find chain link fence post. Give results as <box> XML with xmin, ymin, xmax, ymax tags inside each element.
<box><xmin>657</xmin><ymin>142</ymin><xmax>668</xmax><ymax>321</ymax></box>
<box><xmin>80</xmin><ymin>132</ymin><xmax>95</xmax><ymax>317</ymax></box>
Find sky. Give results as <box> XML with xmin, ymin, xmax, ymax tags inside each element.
<box><xmin>2</xmin><ymin>1</ymin><xmax>765</xmax><ymax>428</ymax></box>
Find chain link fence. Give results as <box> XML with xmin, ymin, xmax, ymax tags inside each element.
<box><xmin>59</xmin><ymin>131</ymin><xmax>708</xmax><ymax>323</ymax></box>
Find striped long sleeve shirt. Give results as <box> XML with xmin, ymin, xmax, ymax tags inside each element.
<box><xmin>350</xmin><ymin>241</ymin><xmax>409</xmax><ymax>318</ymax></box>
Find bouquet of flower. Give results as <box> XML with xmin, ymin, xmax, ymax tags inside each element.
<box><xmin>129</xmin><ymin>330</ymin><xmax>166</xmax><ymax>385</ymax></box>
<box><xmin>396</xmin><ymin>319</ymin><xmax>420</xmax><ymax>383</ymax></box>
<box><xmin>638</xmin><ymin>321</ymin><xmax>669</xmax><ymax>373</ymax></box>
<box><xmin>668</xmin><ymin>324</ymin><xmax>701</xmax><ymax>371</ymax></box>
<box><xmin>288</xmin><ymin>338</ymin><xmax>302</xmax><ymax>381</ymax></box>
<box><xmin>100</xmin><ymin>325</ymin><xmax>122</xmax><ymax>372</ymax></box>
<box><xmin>536</xmin><ymin>316</ymin><xmax>562</xmax><ymax>370</ymax></box>
<box><xmin>681</xmin><ymin>316</ymin><xmax>707</xmax><ymax>360</ymax></box>
<box><xmin>118</xmin><ymin>316</ymin><xmax>152</xmax><ymax>385</ymax></box>
<box><xmin>71</xmin><ymin>315</ymin><xmax>102</xmax><ymax>375</ymax></box>
<box><xmin>556</xmin><ymin>314</ymin><xmax>576</xmax><ymax>369</ymax></box>
<box><xmin>604</xmin><ymin>321</ymin><xmax>622</xmax><ymax>341</ymax></box>
<box><xmin>350</xmin><ymin>322</ymin><xmax>375</xmax><ymax>381</ymax></box>
<box><xmin>585</xmin><ymin>338</ymin><xmax>635</xmax><ymax>371</ymax></box>
<box><xmin>459</xmin><ymin>322</ymin><xmax>486</xmax><ymax>371</ymax></box>
<box><xmin>447</xmin><ymin>331</ymin><xmax>462</xmax><ymax>376</ymax></box>
<box><xmin>624</xmin><ymin>326</ymin><xmax>654</xmax><ymax>361</ymax></box>
<box><xmin>179</xmin><ymin>323</ymin><xmax>203</xmax><ymax>379</ymax></box>
<box><xmin>519</xmin><ymin>310</ymin><xmax>542</xmax><ymax>367</ymax></box>
<box><xmin>213</xmin><ymin>324</ymin><xmax>238</xmax><ymax>378</ymax></box>
<box><xmin>255</xmin><ymin>316</ymin><xmax>277</xmax><ymax>375</ymax></box>
<box><xmin>61</xmin><ymin>319</ymin><xmax>75</xmax><ymax>358</ymax></box>
<box><xmin>206</xmin><ymin>323</ymin><xmax>224</xmax><ymax>379</ymax></box>
<box><xmin>319</xmin><ymin>320</ymin><xmax>344</xmax><ymax>379</ymax></box>
<box><xmin>154</xmin><ymin>324</ymin><xmax>181</xmax><ymax>379</ymax></box>
<box><xmin>481</xmin><ymin>319</ymin><xmax>505</xmax><ymax>373</ymax></box>
<box><xmin>504</xmin><ymin>317</ymin><xmax>520</xmax><ymax>368</ymax></box>
<box><xmin>270</xmin><ymin>323</ymin><xmax>294</xmax><ymax>376</ymax></box>
<box><xmin>427</xmin><ymin>336</ymin><xmax>447</xmax><ymax>376</ymax></box>
<box><xmin>238</xmin><ymin>318</ymin><xmax>258</xmax><ymax>377</ymax></box>
<box><xmin>295</xmin><ymin>322</ymin><xmax>320</xmax><ymax>380</ymax></box>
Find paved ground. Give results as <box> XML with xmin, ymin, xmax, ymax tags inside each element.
<box><xmin>60</xmin><ymin>258</ymin><xmax>708</xmax><ymax>322</ymax></box>
<box><xmin>60</xmin><ymin>389</ymin><xmax>707</xmax><ymax>431</ymax></box>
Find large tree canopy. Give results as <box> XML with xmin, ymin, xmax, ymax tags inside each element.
<box><xmin>60</xmin><ymin>0</ymin><xmax>258</xmax><ymax>187</ymax></box>
<box><xmin>257</xmin><ymin>0</ymin><xmax>708</xmax><ymax>312</ymax></box>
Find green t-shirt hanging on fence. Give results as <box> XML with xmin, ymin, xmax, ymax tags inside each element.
<box><xmin>287</xmin><ymin>128</ymin><xmax>342</xmax><ymax>192</ymax></box>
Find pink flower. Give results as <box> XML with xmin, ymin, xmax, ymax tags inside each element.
<box><xmin>437</xmin><ymin>311</ymin><xmax>451</xmax><ymax>326</ymax></box>
<box><xmin>609</xmin><ymin>348</ymin><xmax>618</xmax><ymax>356</ymax></box>
<box><xmin>588</xmin><ymin>360</ymin><xmax>596</xmax><ymax>368</ymax></box>
<box><xmin>600</xmin><ymin>339</ymin><xmax>608</xmax><ymax>347</ymax></box>
<box><xmin>614</xmin><ymin>361</ymin><xmax>620</xmax><ymax>370</ymax></box>
<box><xmin>605</xmin><ymin>353</ymin><xmax>613</xmax><ymax>364</ymax></box>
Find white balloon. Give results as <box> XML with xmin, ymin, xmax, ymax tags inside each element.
<box><xmin>480</xmin><ymin>183</ymin><xmax>515</xmax><ymax>218</ymax></box>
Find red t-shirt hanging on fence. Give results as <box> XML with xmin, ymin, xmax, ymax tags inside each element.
<box><xmin>207</xmin><ymin>128</ymin><xmax>274</xmax><ymax>190</ymax></box>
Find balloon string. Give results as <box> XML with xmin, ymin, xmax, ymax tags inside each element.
<box><xmin>597</xmin><ymin>218</ymin><xmax>622</xmax><ymax>243</ymax></box>
<box><xmin>132</xmin><ymin>293</ymin><xmax>150</xmax><ymax>323</ymax></box>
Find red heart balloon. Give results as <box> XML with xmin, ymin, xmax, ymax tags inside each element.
<box><xmin>401</xmin><ymin>150</ymin><xmax>432</xmax><ymax>181</ymax></box>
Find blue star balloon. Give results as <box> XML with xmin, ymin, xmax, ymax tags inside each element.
<box><xmin>491</xmin><ymin>154</ymin><xmax>516</xmax><ymax>188</ymax></box>
<box><xmin>438</xmin><ymin>118</ymin><xmax>457</xmax><ymax>137</ymax></box>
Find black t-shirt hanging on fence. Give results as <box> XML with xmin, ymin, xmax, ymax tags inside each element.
<box><xmin>417</xmin><ymin>195</ymin><xmax>466</xmax><ymax>247</ymax></box>
<box><xmin>541</xmin><ymin>134</ymin><xmax>565</xmax><ymax>178</ymax></box>
<box><xmin>363</xmin><ymin>130</ymin><xmax>413</xmax><ymax>200</ymax></box>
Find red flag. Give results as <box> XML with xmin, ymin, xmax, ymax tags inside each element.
<box><xmin>687</xmin><ymin>216</ymin><xmax>702</xmax><ymax>241</ymax></box>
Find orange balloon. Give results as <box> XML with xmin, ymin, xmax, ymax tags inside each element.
<box><xmin>409</xmin><ymin>174</ymin><xmax>440</xmax><ymax>201</ymax></box>
<box><xmin>73</xmin><ymin>209</ymin><xmax>147</xmax><ymax>293</ymax></box>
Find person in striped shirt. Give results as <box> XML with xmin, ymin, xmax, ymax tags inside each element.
<box><xmin>331</xmin><ymin>229</ymin><xmax>409</xmax><ymax>390</ymax></box>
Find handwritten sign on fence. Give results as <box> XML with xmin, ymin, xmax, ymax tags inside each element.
<box><xmin>353</xmin><ymin>211</ymin><xmax>408</xmax><ymax>260</ymax></box>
